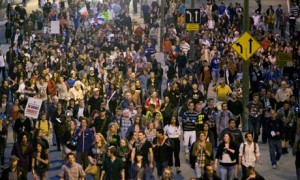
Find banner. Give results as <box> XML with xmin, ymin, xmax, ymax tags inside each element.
<box><xmin>79</xmin><ymin>5</ymin><xmax>89</xmax><ymax>18</ymax></box>
<box><xmin>50</xmin><ymin>21</ymin><xmax>60</xmax><ymax>34</ymax></box>
<box><xmin>276</xmin><ymin>52</ymin><xmax>292</xmax><ymax>68</ymax></box>
<box><xmin>25</xmin><ymin>97</ymin><xmax>43</xmax><ymax>119</ymax></box>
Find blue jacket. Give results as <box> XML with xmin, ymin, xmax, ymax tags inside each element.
<box><xmin>74</xmin><ymin>127</ymin><xmax>94</xmax><ymax>153</ymax></box>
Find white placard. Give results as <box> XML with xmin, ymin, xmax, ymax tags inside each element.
<box><xmin>25</xmin><ymin>97</ymin><xmax>43</xmax><ymax>119</ymax></box>
<box><xmin>51</xmin><ymin>21</ymin><xmax>60</xmax><ymax>34</ymax></box>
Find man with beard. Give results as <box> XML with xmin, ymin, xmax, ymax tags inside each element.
<box><xmin>88</xmin><ymin>88</ymin><xmax>103</xmax><ymax>114</ymax></box>
<box><xmin>227</xmin><ymin>92</ymin><xmax>243</xmax><ymax>128</ymax></box>
<box><xmin>11</xmin><ymin>132</ymin><xmax>33</xmax><ymax>176</ymax></box>
<box><xmin>92</xmin><ymin>108</ymin><xmax>109</xmax><ymax>135</ymax></box>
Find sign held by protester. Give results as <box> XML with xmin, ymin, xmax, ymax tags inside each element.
<box><xmin>50</xmin><ymin>21</ymin><xmax>60</xmax><ymax>34</ymax></box>
<box><xmin>25</xmin><ymin>98</ymin><xmax>43</xmax><ymax>119</ymax></box>
<box><xmin>276</xmin><ymin>52</ymin><xmax>292</xmax><ymax>68</ymax></box>
<box><xmin>232</xmin><ymin>32</ymin><xmax>261</xmax><ymax>61</ymax></box>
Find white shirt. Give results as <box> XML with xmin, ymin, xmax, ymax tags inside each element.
<box><xmin>14</xmin><ymin>33</ymin><xmax>20</xmax><ymax>44</ymax></box>
<box><xmin>239</xmin><ymin>142</ymin><xmax>260</xmax><ymax>167</ymax></box>
<box><xmin>0</xmin><ymin>55</ymin><xmax>5</xmax><ymax>67</ymax></box>
<box><xmin>164</xmin><ymin>125</ymin><xmax>181</xmax><ymax>138</ymax></box>
<box><xmin>77</xmin><ymin>107</ymin><xmax>84</xmax><ymax>118</ymax></box>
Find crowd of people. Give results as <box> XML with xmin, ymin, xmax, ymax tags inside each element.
<box><xmin>0</xmin><ymin>0</ymin><xmax>299</xmax><ymax>179</ymax></box>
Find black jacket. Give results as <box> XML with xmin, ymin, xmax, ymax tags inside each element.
<box><xmin>266</xmin><ymin>118</ymin><xmax>283</xmax><ymax>140</ymax></box>
<box><xmin>0</xmin><ymin>166</ymin><xmax>27</xmax><ymax>180</ymax></box>
<box><xmin>73</xmin><ymin>106</ymin><xmax>89</xmax><ymax>119</ymax></box>
<box><xmin>215</xmin><ymin>142</ymin><xmax>238</xmax><ymax>163</ymax></box>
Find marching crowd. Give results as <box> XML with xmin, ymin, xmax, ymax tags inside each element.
<box><xmin>0</xmin><ymin>0</ymin><xmax>300</xmax><ymax>179</ymax></box>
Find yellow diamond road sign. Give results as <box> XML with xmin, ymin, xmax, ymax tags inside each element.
<box><xmin>231</xmin><ymin>32</ymin><xmax>261</xmax><ymax>61</ymax></box>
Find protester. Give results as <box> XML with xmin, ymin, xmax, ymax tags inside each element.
<box><xmin>164</xmin><ymin>114</ymin><xmax>181</xmax><ymax>173</ymax></box>
<box><xmin>245</xmin><ymin>93</ymin><xmax>263</xmax><ymax>143</ymax></box>
<box><xmin>87</xmin><ymin>133</ymin><xmax>107</xmax><ymax>180</ymax></box>
<box><xmin>198</xmin><ymin>164</ymin><xmax>221</xmax><ymax>180</ymax></box>
<box><xmin>190</xmin><ymin>131</ymin><xmax>213</xmax><ymax>179</ymax></box>
<box><xmin>276</xmin><ymin>101</ymin><xmax>296</xmax><ymax>154</ymax></box>
<box><xmin>0</xmin><ymin>155</ymin><xmax>27</xmax><ymax>180</ymax></box>
<box><xmin>152</xmin><ymin>129</ymin><xmax>172</xmax><ymax>178</ymax></box>
<box><xmin>11</xmin><ymin>132</ymin><xmax>33</xmax><ymax>176</ymax></box>
<box><xmin>101</xmin><ymin>146</ymin><xmax>125</xmax><ymax>180</ymax></box>
<box><xmin>59</xmin><ymin>152</ymin><xmax>85</xmax><ymax>180</ymax></box>
<box><xmin>266</xmin><ymin>109</ymin><xmax>283</xmax><ymax>169</ymax></box>
<box><xmin>214</xmin><ymin>133</ymin><xmax>237</xmax><ymax>180</ymax></box>
<box><xmin>32</xmin><ymin>141</ymin><xmax>49</xmax><ymax>180</ymax></box>
<box><xmin>239</xmin><ymin>132</ymin><xmax>262</xmax><ymax>179</ymax></box>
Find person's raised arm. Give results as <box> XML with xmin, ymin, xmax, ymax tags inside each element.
<box><xmin>131</xmin><ymin>147</ymin><xmax>136</xmax><ymax>164</ymax></box>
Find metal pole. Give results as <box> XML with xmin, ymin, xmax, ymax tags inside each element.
<box><xmin>189</xmin><ymin>0</ymin><xmax>195</xmax><ymax>62</ymax></box>
<box><xmin>160</xmin><ymin>0</ymin><xmax>165</xmax><ymax>52</ymax></box>
<box><xmin>242</xmin><ymin>0</ymin><xmax>250</xmax><ymax>132</ymax></box>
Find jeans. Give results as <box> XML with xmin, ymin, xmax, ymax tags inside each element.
<box><xmin>212</xmin><ymin>68</ymin><xmax>220</xmax><ymax>79</ymax></box>
<box><xmin>0</xmin><ymin>145</ymin><xmax>5</xmax><ymax>165</ymax></box>
<box><xmin>268</xmin><ymin>139</ymin><xmax>282</xmax><ymax>165</ymax></box>
<box><xmin>183</xmin><ymin>131</ymin><xmax>196</xmax><ymax>153</ymax></box>
<box><xmin>219</xmin><ymin>164</ymin><xmax>235</xmax><ymax>180</ymax></box>
<box><xmin>248</xmin><ymin>117</ymin><xmax>261</xmax><ymax>142</ymax></box>
<box><xmin>76</xmin><ymin>151</ymin><xmax>89</xmax><ymax>169</ymax></box>
<box><xmin>297</xmin><ymin>167</ymin><xmax>300</xmax><ymax>180</ymax></box>
<box><xmin>261</xmin><ymin>117</ymin><xmax>269</xmax><ymax>143</ymax></box>
<box><xmin>0</xmin><ymin>66</ymin><xmax>6</xmax><ymax>80</ymax></box>
<box><xmin>156</xmin><ymin>161</ymin><xmax>168</xmax><ymax>177</ymax></box>
<box><xmin>195</xmin><ymin>163</ymin><xmax>204</xmax><ymax>178</ymax></box>
<box><xmin>73</xmin><ymin>18</ymin><xmax>79</xmax><ymax>31</ymax></box>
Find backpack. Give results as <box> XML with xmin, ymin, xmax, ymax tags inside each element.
<box><xmin>242</xmin><ymin>142</ymin><xmax>257</xmax><ymax>156</ymax></box>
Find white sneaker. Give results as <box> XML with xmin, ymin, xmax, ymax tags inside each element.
<box><xmin>276</xmin><ymin>161</ymin><xmax>280</xmax><ymax>166</ymax></box>
<box><xmin>272</xmin><ymin>165</ymin><xmax>277</xmax><ymax>169</ymax></box>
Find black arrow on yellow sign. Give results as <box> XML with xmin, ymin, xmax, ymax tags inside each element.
<box><xmin>236</xmin><ymin>42</ymin><xmax>243</xmax><ymax>54</ymax></box>
<box><xmin>249</xmin><ymin>39</ymin><xmax>253</xmax><ymax>54</ymax></box>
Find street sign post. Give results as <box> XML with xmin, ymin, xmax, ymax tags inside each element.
<box><xmin>231</xmin><ymin>32</ymin><xmax>261</xmax><ymax>61</ymax></box>
<box><xmin>185</xmin><ymin>8</ymin><xmax>200</xmax><ymax>31</ymax></box>
<box><xmin>185</xmin><ymin>9</ymin><xmax>201</xmax><ymax>23</ymax></box>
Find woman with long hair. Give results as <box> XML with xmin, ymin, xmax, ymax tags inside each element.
<box><xmin>32</xmin><ymin>141</ymin><xmax>49</xmax><ymax>180</ymax></box>
<box><xmin>32</xmin><ymin>128</ymin><xmax>50</xmax><ymax>153</ymax></box>
<box><xmin>61</xmin><ymin>121</ymin><xmax>77</xmax><ymax>163</ymax></box>
<box><xmin>87</xmin><ymin>133</ymin><xmax>107</xmax><ymax>180</ymax></box>
<box><xmin>126</xmin><ymin>116</ymin><xmax>144</xmax><ymax>138</ymax></box>
<box><xmin>127</xmin><ymin>131</ymin><xmax>138</xmax><ymax>150</ymax></box>
<box><xmin>203</xmin><ymin>122</ymin><xmax>215</xmax><ymax>150</ymax></box>
<box><xmin>191</xmin><ymin>131</ymin><xmax>213</xmax><ymax>178</ymax></box>
<box><xmin>51</xmin><ymin>102</ymin><xmax>65</xmax><ymax>151</ymax></box>
<box><xmin>144</xmin><ymin>121</ymin><xmax>157</xmax><ymax>143</ymax></box>
<box><xmin>118</xmin><ymin>138</ymin><xmax>131</xmax><ymax>179</ymax></box>
<box><xmin>11</xmin><ymin>98</ymin><xmax>22</xmax><ymax>142</ymax></box>
<box><xmin>214</xmin><ymin>133</ymin><xmax>238</xmax><ymax>180</ymax></box>
<box><xmin>106</xmin><ymin>122</ymin><xmax>120</xmax><ymax>148</ymax></box>
<box><xmin>164</xmin><ymin>115</ymin><xmax>181</xmax><ymax>173</ymax></box>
